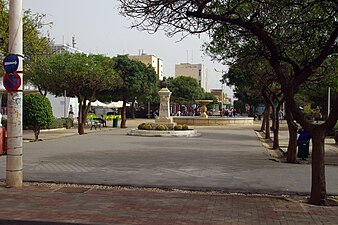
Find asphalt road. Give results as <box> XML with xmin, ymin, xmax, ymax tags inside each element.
<box><xmin>0</xmin><ymin>127</ymin><xmax>337</xmax><ymax>195</ymax></box>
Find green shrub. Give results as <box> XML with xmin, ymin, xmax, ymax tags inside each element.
<box><xmin>182</xmin><ymin>124</ymin><xmax>189</xmax><ymax>130</ymax></box>
<box><xmin>45</xmin><ymin>118</ymin><xmax>63</xmax><ymax>129</ymax></box>
<box><xmin>138</xmin><ymin>123</ymin><xmax>146</xmax><ymax>129</ymax></box>
<box><xmin>174</xmin><ymin>124</ymin><xmax>183</xmax><ymax>130</ymax></box>
<box><xmin>143</xmin><ymin>123</ymin><xmax>154</xmax><ymax>130</ymax></box>
<box><xmin>62</xmin><ymin>118</ymin><xmax>74</xmax><ymax>129</ymax></box>
<box><xmin>138</xmin><ymin>123</ymin><xmax>154</xmax><ymax>130</ymax></box>
<box><xmin>156</xmin><ymin>124</ymin><xmax>168</xmax><ymax>130</ymax></box>
<box><xmin>23</xmin><ymin>94</ymin><xmax>54</xmax><ymax>141</ymax></box>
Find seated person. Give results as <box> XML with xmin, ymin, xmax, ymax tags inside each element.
<box><xmin>96</xmin><ymin>115</ymin><xmax>107</xmax><ymax>127</ymax></box>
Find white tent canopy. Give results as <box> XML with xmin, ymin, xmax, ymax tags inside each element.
<box><xmin>90</xmin><ymin>100</ymin><xmax>108</xmax><ymax>108</ymax></box>
<box><xmin>87</xmin><ymin>100</ymin><xmax>130</xmax><ymax>108</ymax></box>
<box><xmin>106</xmin><ymin>101</ymin><xmax>130</xmax><ymax>108</ymax></box>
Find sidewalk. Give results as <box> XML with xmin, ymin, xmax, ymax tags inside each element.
<box><xmin>0</xmin><ymin>182</ymin><xmax>337</xmax><ymax>225</ymax></box>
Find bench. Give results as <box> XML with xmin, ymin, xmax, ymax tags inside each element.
<box><xmin>90</xmin><ymin>119</ymin><xmax>101</xmax><ymax>130</ymax></box>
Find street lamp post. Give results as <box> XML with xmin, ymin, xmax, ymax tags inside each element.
<box><xmin>6</xmin><ymin>0</ymin><xmax>23</xmax><ymax>188</ymax></box>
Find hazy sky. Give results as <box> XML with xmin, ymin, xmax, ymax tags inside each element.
<box><xmin>23</xmin><ymin>0</ymin><xmax>232</xmax><ymax>97</ymax></box>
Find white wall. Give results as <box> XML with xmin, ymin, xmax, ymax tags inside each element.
<box><xmin>46</xmin><ymin>93</ymin><xmax>78</xmax><ymax>118</ymax></box>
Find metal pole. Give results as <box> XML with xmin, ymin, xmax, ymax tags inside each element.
<box><xmin>328</xmin><ymin>87</ymin><xmax>331</xmax><ymax>117</ymax></box>
<box><xmin>6</xmin><ymin>0</ymin><xmax>23</xmax><ymax>188</ymax></box>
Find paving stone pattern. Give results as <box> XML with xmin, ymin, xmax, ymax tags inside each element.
<box><xmin>0</xmin><ymin>185</ymin><xmax>337</xmax><ymax>225</ymax></box>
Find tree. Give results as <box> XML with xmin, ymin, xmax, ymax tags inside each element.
<box><xmin>223</xmin><ymin>57</ymin><xmax>286</xmax><ymax>150</ymax></box>
<box><xmin>296</xmin><ymin>58</ymin><xmax>338</xmax><ymax>119</ymax></box>
<box><xmin>107</xmin><ymin>55</ymin><xmax>158</xmax><ymax>128</ymax></box>
<box><xmin>166</xmin><ymin>76</ymin><xmax>204</xmax><ymax>115</ymax></box>
<box><xmin>0</xmin><ymin>2</ymin><xmax>52</xmax><ymax>72</ymax></box>
<box><xmin>26</xmin><ymin>53</ymin><xmax>120</xmax><ymax>135</ymax></box>
<box><xmin>120</xmin><ymin>0</ymin><xmax>338</xmax><ymax>205</ymax></box>
<box><xmin>223</xmin><ymin>62</ymin><xmax>263</xmax><ymax>118</ymax></box>
<box><xmin>129</xmin><ymin>62</ymin><xmax>159</xmax><ymax>119</ymax></box>
<box><xmin>23</xmin><ymin>94</ymin><xmax>53</xmax><ymax>142</ymax></box>
<box><xmin>23</xmin><ymin>9</ymin><xmax>53</xmax><ymax>72</ymax></box>
<box><xmin>167</xmin><ymin>76</ymin><xmax>204</xmax><ymax>105</ymax></box>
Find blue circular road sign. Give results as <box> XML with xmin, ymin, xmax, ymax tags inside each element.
<box><xmin>3</xmin><ymin>54</ymin><xmax>19</xmax><ymax>73</ymax></box>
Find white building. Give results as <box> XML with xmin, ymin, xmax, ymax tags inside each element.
<box><xmin>128</xmin><ymin>54</ymin><xmax>164</xmax><ymax>80</ymax></box>
<box><xmin>46</xmin><ymin>92</ymin><xmax>78</xmax><ymax>119</ymax></box>
<box><xmin>175</xmin><ymin>63</ymin><xmax>207</xmax><ymax>90</ymax></box>
<box><xmin>52</xmin><ymin>44</ymin><xmax>87</xmax><ymax>55</ymax></box>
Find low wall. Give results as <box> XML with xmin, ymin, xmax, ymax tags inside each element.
<box><xmin>173</xmin><ymin>117</ymin><xmax>254</xmax><ymax>126</ymax></box>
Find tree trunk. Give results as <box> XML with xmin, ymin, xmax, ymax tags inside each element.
<box><xmin>33</xmin><ymin>127</ymin><xmax>40</xmax><ymax>142</ymax></box>
<box><xmin>264</xmin><ymin>104</ymin><xmax>270</xmax><ymax>139</ymax></box>
<box><xmin>77</xmin><ymin>97</ymin><xmax>88</xmax><ymax>135</ymax></box>
<box><xmin>260</xmin><ymin>109</ymin><xmax>266</xmax><ymax>132</ymax></box>
<box><xmin>285</xmin><ymin>108</ymin><xmax>298</xmax><ymax>163</ymax></box>
<box><xmin>121</xmin><ymin>95</ymin><xmax>127</xmax><ymax>128</ymax></box>
<box><xmin>78</xmin><ymin>122</ymin><xmax>84</xmax><ymax>135</ymax></box>
<box><xmin>272</xmin><ymin>117</ymin><xmax>279</xmax><ymax>149</ymax></box>
<box><xmin>310</xmin><ymin>129</ymin><xmax>327</xmax><ymax>205</ymax></box>
<box><xmin>272</xmin><ymin>102</ymin><xmax>283</xmax><ymax>149</ymax></box>
<box><xmin>272</xmin><ymin>106</ymin><xmax>279</xmax><ymax>149</ymax></box>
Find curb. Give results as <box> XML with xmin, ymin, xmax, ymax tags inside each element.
<box><xmin>255</xmin><ymin>130</ymin><xmax>285</xmax><ymax>161</ymax></box>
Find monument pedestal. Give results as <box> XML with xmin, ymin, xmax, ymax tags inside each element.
<box><xmin>155</xmin><ymin>87</ymin><xmax>176</xmax><ymax>128</ymax></box>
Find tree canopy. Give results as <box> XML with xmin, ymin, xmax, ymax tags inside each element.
<box><xmin>105</xmin><ymin>55</ymin><xmax>158</xmax><ymax>127</ymax></box>
<box><xmin>26</xmin><ymin>53</ymin><xmax>120</xmax><ymax>134</ymax></box>
<box><xmin>167</xmin><ymin>76</ymin><xmax>204</xmax><ymax>105</ymax></box>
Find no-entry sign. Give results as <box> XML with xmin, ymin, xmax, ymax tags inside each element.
<box><xmin>3</xmin><ymin>72</ymin><xmax>21</xmax><ymax>91</ymax></box>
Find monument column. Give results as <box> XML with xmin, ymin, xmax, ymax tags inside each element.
<box><xmin>156</xmin><ymin>87</ymin><xmax>174</xmax><ymax>124</ymax></box>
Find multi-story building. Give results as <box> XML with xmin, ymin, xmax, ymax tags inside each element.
<box><xmin>175</xmin><ymin>63</ymin><xmax>207</xmax><ymax>90</ymax></box>
<box><xmin>128</xmin><ymin>54</ymin><xmax>164</xmax><ymax>80</ymax></box>
<box><xmin>210</xmin><ymin>89</ymin><xmax>227</xmax><ymax>104</ymax></box>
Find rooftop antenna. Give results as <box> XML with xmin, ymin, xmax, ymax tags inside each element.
<box><xmin>72</xmin><ymin>36</ymin><xmax>76</xmax><ymax>48</ymax></box>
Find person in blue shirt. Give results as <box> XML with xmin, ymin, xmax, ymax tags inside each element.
<box><xmin>297</xmin><ymin>128</ymin><xmax>311</xmax><ymax>160</ymax></box>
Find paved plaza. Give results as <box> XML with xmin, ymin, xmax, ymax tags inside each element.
<box><xmin>0</xmin><ymin>119</ymin><xmax>337</xmax><ymax>224</ymax></box>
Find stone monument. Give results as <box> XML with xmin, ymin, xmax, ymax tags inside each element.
<box><xmin>155</xmin><ymin>77</ymin><xmax>176</xmax><ymax>128</ymax></box>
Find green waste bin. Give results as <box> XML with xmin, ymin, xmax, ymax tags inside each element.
<box><xmin>113</xmin><ymin>118</ymin><xmax>118</xmax><ymax>128</ymax></box>
<box><xmin>297</xmin><ymin>141</ymin><xmax>309</xmax><ymax>159</ymax></box>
